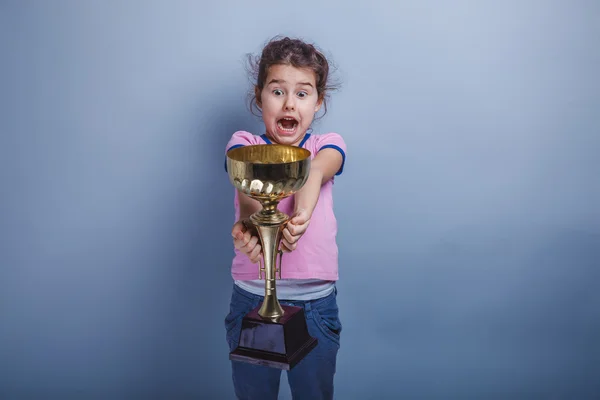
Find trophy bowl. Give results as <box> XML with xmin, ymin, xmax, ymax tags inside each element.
<box><xmin>226</xmin><ymin>144</ymin><xmax>311</xmax><ymax>203</ymax></box>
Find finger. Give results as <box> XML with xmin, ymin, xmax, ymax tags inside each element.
<box><xmin>231</xmin><ymin>222</ymin><xmax>246</xmax><ymax>240</ymax></box>
<box><xmin>288</xmin><ymin>220</ymin><xmax>310</xmax><ymax>237</ymax></box>
<box><xmin>249</xmin><ymin>244</ymin><xmax>262</xmax><ymax>263</ymax></box>
<box><xmin>285</xmin><ymin>223</ymin><xmax>298</xmax><ymax>237</ymax></box>
<box><xmin>296</xmin><ymin>218</ymin><xmax>310</xmax><ymax>231</ymax></box>
<box><xmin>291</xmin><ymin>209</ymin><xmax>309</xmax><ymax>225</ymax></box>
<box><xmin>284</xmin><ymin>224</ymin><xmax>295</xmax><ymax>237</ymax></box>
<box><xmin>281</xmin><ymin>240</ymin><xmax>296</xmax><ymax>253</ymax></box>
<box><xmin>233</xmin><ymin>236</ymin><xmax>246</xmax><ymax>250</ymax></box>
<box><xmin>241</xmin><ymin>230</ymin><xmax>252</xmax><ymax>245</ymax></box>
<box><xmin>232</xmin><ymin>225</ymin><xmax>247</xmax><ymax>243</ymax></box>
<box><xmin>233</xmin><ymin>239</ymin><xmax>243</xmax><ymax>250</ymax></box>
<box><xmin>241</xmin><ymin>235</ymin><xmax>259</xmax><ymax>253</ymax></box>
<box><xmin>234</xmin><ymin>231</ymin><xmax>255</xmax><ymax>250</ymax></box>
<box><xmin>282</xmin><ymin>228</ymin><xmax>301</xmax><ymax>244</ymax></box>
<box><xmin>286</xmin><ymin>242</ymin><xmax>297</xmax><ymax>252</ymax></box>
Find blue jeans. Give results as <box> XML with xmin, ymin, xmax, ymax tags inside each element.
<box><xmin>224</xmin><ymin>284</ymin><xmax>342</xmax><ymax>400</ymax></box>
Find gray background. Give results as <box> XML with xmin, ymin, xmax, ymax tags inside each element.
<box><xmin>1</xmin><ymin>0</ymin><xmax>599</xmax><ymax>398</ymax></box>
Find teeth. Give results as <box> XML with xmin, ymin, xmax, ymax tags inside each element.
<box><xmin>277</xmin><ymin>121</ymin><xmax>297</xmax><ymax>132</ymax></box>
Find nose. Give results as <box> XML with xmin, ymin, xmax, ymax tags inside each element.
<box><xmin>283</xmin><ymin>94</ymin><xmax>295</xmax><ymax>111</ymax></box>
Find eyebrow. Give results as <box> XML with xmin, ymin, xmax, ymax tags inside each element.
<box><xmin>267</xmin><ymin>79</ymin><xmax>314</xmax><ymax>88</ymax></box>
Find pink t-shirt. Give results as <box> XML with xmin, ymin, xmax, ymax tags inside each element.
<box><xmin>225</xmin><ymin>131</ymin><xmax>347</xmax><ymax>281</ymax></box>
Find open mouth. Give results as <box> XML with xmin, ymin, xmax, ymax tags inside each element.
<box><xmin>277</xmin><ymin>117</ymin><xmax>298</xmax><ymax>133</ymax></box>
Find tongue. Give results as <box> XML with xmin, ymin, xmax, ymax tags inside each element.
<box><xmin>281</xmin><ymin>119</ymin><xmax>296</xmax><ymax>129</ymax></box>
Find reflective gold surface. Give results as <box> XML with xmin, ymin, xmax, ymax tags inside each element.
<box><xmin>226</xmin><ymin>144</ymin><xmax>311</xmax><ymax>321</ymax></box>
<box><xmin>226</xmin><ymin>144</ymin><xmax>311</xmax><ymax>204</ymax></box>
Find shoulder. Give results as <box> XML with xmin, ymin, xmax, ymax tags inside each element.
<box><xmin>225</xmin><ymin>131</ymin><xmax>264</xmax><ymax>152</ymax></box>
<box><xmin>224</xmin><ymin>131</ymin><xmax>265</xmax><ymax>173</ymax></box>
<box><xmin>308</xmin><ymin>132</ymin><xmax>347</xmax><ymax>153</ymax></box>
<box><xmin>307</xmin><ymin>132</ymin><xmax>347</xmax><ymax>158</ymax></box>
<box><xmin>306</xmin><ymin>133</ymin><xmax>347</xmax><ymax>176</ymax></box>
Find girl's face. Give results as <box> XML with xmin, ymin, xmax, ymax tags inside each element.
<box><xmin>257</xmin><ymin>64</ymin><xmax>322</xmax><ymax>146</ymax></box>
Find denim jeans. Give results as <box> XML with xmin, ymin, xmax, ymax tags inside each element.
<box><xmin>224</xmin><ymin>284</ymin><xmax>342</xmax><ymax>400</ymax></box>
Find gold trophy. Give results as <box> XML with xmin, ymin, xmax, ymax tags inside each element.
<box><xmin>226</xmin><ymin>143</ymin><xmax>318</xmax><ymax>370</ymax></box>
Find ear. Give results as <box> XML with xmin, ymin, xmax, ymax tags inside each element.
<box><xmin>255</xmin><ymin>86</ymin><xmax>262</xmax><ymax>108</ymax></box>
<box><xmin>314</xmin><ymin>95</ymin><xmax>323</xmax><ymax>113</ymax></box>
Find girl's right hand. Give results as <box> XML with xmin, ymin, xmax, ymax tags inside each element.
<box><xmin>231</xmin><ymin>219</ymin><xmax>262</xmax><ymax>264</ymax></box>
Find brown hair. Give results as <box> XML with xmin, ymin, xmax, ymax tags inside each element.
<box><xmin>246</xmin><ymin>36</ymin><xmax>339</xmax><ymax>119</ymax></box>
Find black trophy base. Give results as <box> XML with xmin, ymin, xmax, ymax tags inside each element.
<box><xmin>229</xmin><ymin>304</ymin><xmax>318</xmax><ymax>370</ymax></box>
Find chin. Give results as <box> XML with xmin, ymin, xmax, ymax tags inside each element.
<box><xmin>267</xmin><ymin>131</ymin><xmax>305</xmax><ymax>146</ymax></box>
<box><xmin>278</xmin><ymin>135</ymin><xmax>302</xmax><ymax>145</ymax></box>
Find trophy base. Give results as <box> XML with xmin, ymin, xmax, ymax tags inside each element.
<box><xmin>229</xmin><ymin>304</ymin><xmax>318</xmax><ymax>370</ymax></box>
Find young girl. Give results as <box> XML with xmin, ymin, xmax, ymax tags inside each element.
<box><xmin>223</xmin><ymin>36</ymin><xmax>346</xmax><ymax>400</ymax></box>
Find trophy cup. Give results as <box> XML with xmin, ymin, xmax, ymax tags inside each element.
<box><xmin>225</xmin><ymin>143</ymin><xmax>318</xmax><ymax>370</ymax></box>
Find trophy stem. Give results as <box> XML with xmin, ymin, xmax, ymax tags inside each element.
<box><xmin>250</xmin><ymin>206</ymin><xmax>289</xmax><ymax>322</ymax></box>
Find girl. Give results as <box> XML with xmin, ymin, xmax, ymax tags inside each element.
<box><xmin>224</xmin><ymin>36</ymin><xmax>347</xmax><ymax>400</ymax></box>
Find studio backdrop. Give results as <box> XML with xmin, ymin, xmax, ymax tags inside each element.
<box><xmin>1</xmin><ymin>1</ymin><xmax>599</xmax><ymax>398</ymax></box>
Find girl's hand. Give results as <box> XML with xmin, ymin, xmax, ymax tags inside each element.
<box><xmin>232</xmin><ymin>219</ymin><xmax>262</xmax><ymax>263</ymax></box>
<box><xmin>281</xmin><ymin>209</ymin><xmax>311</xmax><ymax>253</ymax></box>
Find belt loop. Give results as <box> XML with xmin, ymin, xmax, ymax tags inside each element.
<box><xmin>304</xmin><ymin>301</ymin><xmax>312</xmax><ymax>319</ymax></box>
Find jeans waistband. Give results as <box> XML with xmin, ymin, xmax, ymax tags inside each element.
<box><xmin>232</xmin><ymin>282</ymin><xmax>337</xmax><ymax>311</ymax></box>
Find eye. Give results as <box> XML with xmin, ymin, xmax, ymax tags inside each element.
<box><xmin>297</xmin><ymin>91</ymin><xmax>308</xmax><ymax>98</ymax></box>
<box><xmin>273</xmin><ymin>89</ymin><xmax>284</xmax><ymax>96</ymax></box>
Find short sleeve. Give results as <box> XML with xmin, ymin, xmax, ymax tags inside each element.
<box><xmin>224</xmin><ymin>131</ymin><xmax>260</xmax><ymax>172</ymax></box>
<box><xmin>225</xmin><ymin>131</ymin><xmax>257</xmax><ymax>153</ymax></box>
<box><xmin>315</xmin><ymin>132</ymin><xmax>347</xmax><ymax>176</ymax></box>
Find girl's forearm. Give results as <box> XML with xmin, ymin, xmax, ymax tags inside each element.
<box><xmin>238</xmin><ymin>190</ymin><xmax>262</xmax><ymax>220</ymax></box>
<box><xmin>293</xmin><ymin>168</ymin><xmax>324</xmax><ymax>218</ymax></box>
<box><xmin>293</xmin><ymin>147</ymin><xmax>343</xmax><ymax>218</ymax></box>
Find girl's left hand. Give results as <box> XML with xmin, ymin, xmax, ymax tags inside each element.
<box><xmin>281</xmin><ymin>209</ymin><xmax>311</xmax><ymax>253</ymax></box>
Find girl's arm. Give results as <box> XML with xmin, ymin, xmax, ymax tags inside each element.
<box><xmin>238</xmin><ymin>190</ymin><xmax>262</xmax><ymax>220</ymax></box>
<box><xmin>281</xmin><ymin>148</ymin><xmax>344</xmax><ymax>252</ymax></box>
<box><xmin>294</xmin><ymin>148</ymin><xmax>343</xmax><ymax>217</ymax></box>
